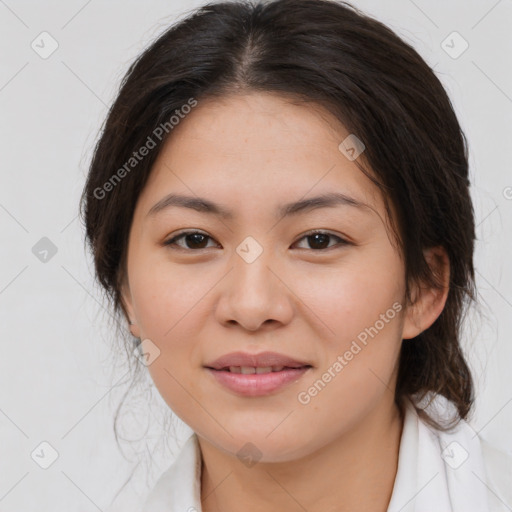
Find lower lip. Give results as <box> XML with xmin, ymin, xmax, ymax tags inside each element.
<box><xmin>206</xmin><ymin>367</ymin><xmax>311</xmax><ymax>397</ymax></box>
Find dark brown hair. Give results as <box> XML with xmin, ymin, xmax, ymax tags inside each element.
<box><xmin>80</xmin><ymin>0</ymin><xmax>476</xmax><ymax>433</ymax></box>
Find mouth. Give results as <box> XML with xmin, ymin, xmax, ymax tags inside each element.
<box><xmin>205</xmin><ymin>365</ymin><xmax>313</xmax><ymax>396</ymax></box>
<box><xmin>208</xmin><ymin>365</ymin><xmax>312</xmax><ymax>374</ymax></box>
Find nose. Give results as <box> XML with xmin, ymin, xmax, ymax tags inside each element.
<box><xmin>214</xmin><ymin>248</ymin><xmax>294</xmax><ymax>332</ymax></box>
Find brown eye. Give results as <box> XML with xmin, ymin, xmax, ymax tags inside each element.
<box><xmin>163</xmin><ymin>230</ymin><xmax>349</xmax><ymax>252</ymax></box>
<box><xmin>164</xmin><ymin>231</ymin><xmax>218</xmax><ymax>250</ymax></box>
<box><xmin>293</xmin><ymin>231</ymin><xmax>349</xmax><ymax>251</ymax></box>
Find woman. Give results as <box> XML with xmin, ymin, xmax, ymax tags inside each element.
<box><xmin>80</xmin><ymin>0</ymin><xmax>512</xmax><ymax>510</ymax></box>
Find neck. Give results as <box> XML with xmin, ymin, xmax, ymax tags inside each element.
<box><xmin>199</xmin><ymin>396</ymin><xmax>405</xmax><ymax>512</ymax></box>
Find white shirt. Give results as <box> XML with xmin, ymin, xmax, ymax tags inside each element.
<box><xmin>142</xmin><ymin>397</ymin><xmax>512</xmax><ymax>511</ymax></box>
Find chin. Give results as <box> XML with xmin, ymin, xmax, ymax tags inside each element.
<box><xmin>203</xmin><ymin>428</ymin><xmax>314</xmax><ymax>464</ymax></box>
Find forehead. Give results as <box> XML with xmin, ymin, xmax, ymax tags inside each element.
<box><xmin>137</xmin><ymin>91</ymin><xmax>390</xmax><ymax>226</ymax></box>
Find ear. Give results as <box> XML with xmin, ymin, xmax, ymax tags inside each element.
<box><xmin>401</xmin><ymin>246</ymin><xmax>450</xmax><ymax>340</ymax></box>
<box><xmin>120</xmin><ymin>277</ymin><xmax>141</xmax><ymax>339</ymax></box>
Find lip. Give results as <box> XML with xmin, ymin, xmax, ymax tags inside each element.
<box><xmin>206</xmin><ymin>367</ymin><xmax>312</xmax><ymax>397</ymax></box>
<box><xmin>203</xmin><ymin>351</ymin><xmax>313</xmax><ymax>397</ymax></box>
<box><xmin>204</xmin><ymin>351</ymin><xmax>311</xmax><ymax>370</ymax></box>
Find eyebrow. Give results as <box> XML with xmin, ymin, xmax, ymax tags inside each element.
<box><xmin>147</xmin><ymin>192</ymin><xmax>372</xmax><ymax>219</ymax></box>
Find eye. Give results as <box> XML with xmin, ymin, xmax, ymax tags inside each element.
<box><xmin>163</xmin><ymin>230</ymin><xmax>349</xmax><ymax>252</ymax></box>
<box><xmin>292</xmin><ymin>230</ymin><xmax>349</xmax><ymax>251</ymax></box>
<box><xmin>163</xmin><ymin>231</ymin><xmax>219</xmax><ymax>250</ymax></box>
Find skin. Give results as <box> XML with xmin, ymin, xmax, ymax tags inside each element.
<box><xmin>121</xmin><ymin>91</ymin><xmax>450</xmax><ymax>512</ymax></box>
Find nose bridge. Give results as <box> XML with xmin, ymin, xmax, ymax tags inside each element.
<box><xmin>215</xmin><ymin>234</ymin><xmax>293</xmax><ymax>330</ymax></box>
<box><xmin>232</xmin><ymin>234</ymin><xmax>277</xmax><ymax>301</ymax></box>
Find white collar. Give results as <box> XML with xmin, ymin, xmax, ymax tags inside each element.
<box><xmin>142</xmin><ymin>396</ymin><xmax>495</xmax><ymax>511</ymax></box>
<box><xmin>142</xmin><ymin>431</ymin><xmax>202</xmax><ymax>511</ymax></box>
<box><xmin>387</xmin><ymin>397</ymin><xmax>490</xmax><ymax>511</ymax></box>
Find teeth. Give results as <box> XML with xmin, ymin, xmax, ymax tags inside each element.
<box><xmin>255</xmin><ymin>366</ymin><xmax>273</xmax><ymax>374</ymax></box>
<box><xmin>228</xmin><ymin>366</ymin><xmax>287</xmax><ymax>374</ymax></box>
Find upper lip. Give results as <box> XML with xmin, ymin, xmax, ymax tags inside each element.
<box><xmin>204</xmin><ymin>351</ymin><xmax>312</xmax><ymax>370</ymax></box>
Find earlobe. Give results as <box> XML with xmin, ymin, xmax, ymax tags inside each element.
<box><xmin>401</xmin><ymin>246</ymin><xmax>450</xmax><ymax>340</ymax></box>
<box><xmin>120</xmin><ymin>280</ymin><xmax>141</xmax><ymax>338</ymax></box>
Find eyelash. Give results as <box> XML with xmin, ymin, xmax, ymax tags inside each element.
<box><xmin>163</xmin><ymin>230</ymin><xmax>350</xmax><ymax>252</ymax></box>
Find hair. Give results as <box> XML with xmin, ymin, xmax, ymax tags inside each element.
<box><xmin>80</xmin><ymin>0</ymin><xmax>476</xmax><ymax>436</ymax></box>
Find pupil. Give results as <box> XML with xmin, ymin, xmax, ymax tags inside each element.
<box><xmin>187</xmin><ymin>233</ymin><xmax>208</xmax><ymax>249</ymax></box>
<box><xmin>309</xmin><ymin>233</ymin><xmax>329</xmax><ymax>249</ymax></box>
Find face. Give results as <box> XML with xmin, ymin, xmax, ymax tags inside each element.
<box><xmin>122</xmin><ymin>92</ymin><xmax>430</xmax><ymax>462</ymax></box>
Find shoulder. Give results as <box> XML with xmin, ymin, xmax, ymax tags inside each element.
<box><xmin>479</xmin><ymin>437</ymin><xmax>512</xmax><ymax>511</ymax></box>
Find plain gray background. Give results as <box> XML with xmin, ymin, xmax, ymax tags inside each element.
<box><xmin>1</xmin><ymin>0</ymin><xmax>511</xmax><ymax>510</ymax></box>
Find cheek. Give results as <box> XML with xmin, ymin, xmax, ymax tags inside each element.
<box><xmin>293</xmin><ymin>248</ymin><xmax>405</xmax><ymax>401</ymax></box>
<box><xmin>293</xmin><ymin>247</ymin><xmax>405</xmax><ymax>344</ymax></box>
<box><xmin>128</xmin><ymin>260</ymin><xmax>214</xmax><ymax>420</ymax></box>
<box><xmin>129</xmin><ymin>257</ymin><xmax>208</xmax><ymax>338</ymax></box>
